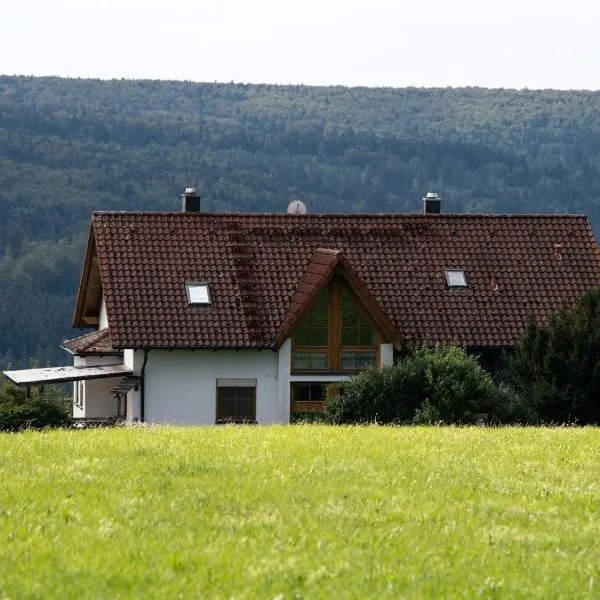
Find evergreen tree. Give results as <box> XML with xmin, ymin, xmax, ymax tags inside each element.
<box><xmin>505</xmin><ymin>288</ymin><xmax>600</xmax><ymax>424</ymax></box>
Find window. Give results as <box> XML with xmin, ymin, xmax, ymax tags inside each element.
<box><xmin>216</xmin><ymin>379</ymin><xmax>256</xmax><ymax>423</ymax></box>
<box><xmin>290</xmin><ymin>382</ymin><xmax>328</xmax><ymax>419</ymax></box>
<box><xmin>186</xmin><ymin>282</ymin><xmax>211</xmax><ymax>305</ymax></box>
<box><xmin>291</xmin><ymin>279</ymin><xmax>379</xmax><ymax>373</ymax></box>
<box><xmin>445</xmin><ymin>269</ymin><xmax>467</xmax><ymax>288</ymax></box>
<box><xmin>291</xmin><ymin>289</ymin><xmax>330</xmax><ymax>371</ymax></box>
<box><xmin>290</xmin><ymin>382</ymin><xmax>342</xmax><ymax>420</ymax></box>
<box><xmin>340</xmin><ymin>285</ymin><xmax>378</xmax><ymax>369</ymax></box>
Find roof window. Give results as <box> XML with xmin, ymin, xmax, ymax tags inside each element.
<box><xmin>445</xmin><ymin>269</ymin><xmax>467</xmax><ymax>288</ymax></box>
<box><xmin>186</xmin><ymin>282</ymin><xmax>211</xmax><ymax>305</ymax></box>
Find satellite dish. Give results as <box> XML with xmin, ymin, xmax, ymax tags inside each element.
<box><xmin>287</xmin><ymin>200</ymin><xmax>308</xmax><ymax>215</ymax></box>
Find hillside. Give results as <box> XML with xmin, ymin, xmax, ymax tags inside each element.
<box><xmin>2</xmin><ymin>75</ymin><xmax>600</xmax><ymax>366</ymax></box>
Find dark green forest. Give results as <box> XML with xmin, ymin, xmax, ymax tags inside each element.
<box><xmin>2</xmin><ymin>75</ymin><xmax>600</xmax><ymax>368</ymax></box>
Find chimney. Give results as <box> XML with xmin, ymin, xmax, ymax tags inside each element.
<box><xmin>423</xmin><ymin>192</ymin><xmax>441</xmax><ymax>214</ymax></box>
<box><xmin>181</xmin><ymin>187</ymin><xmax>201</xmax><ymax>212</ymax></box>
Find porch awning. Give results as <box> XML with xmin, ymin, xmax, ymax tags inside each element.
<box><xmin>2</xmin><ymin>365</ymin><xmax>133</xmax><ymax>387</ymax></box>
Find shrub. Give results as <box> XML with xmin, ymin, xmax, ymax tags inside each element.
<box><xmin>0</xmin><ymin>379</ymin><xmax>71</xmax><ymax>431</ymax></box>
<box><xmin>325</xmin><ymin>346</ymin><xmax>497</xmax><ymax>425</ymax></box>
<box><xmin>412</xmin><ymin>400</ymin><xmax>442</xmax><ymax>425</ymax></box>
<box><xmin>491</xmin><ymin>382</ymin><xmax>539</xmax><ymax>424</ymax></box>
<box><xmin>422</xmin><ymin>346</ymin><xmax>497</xmax><ymax>423</ymax></box>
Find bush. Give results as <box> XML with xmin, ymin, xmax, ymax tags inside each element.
<box><xmin>422</xmin><ymin>346</ymin><xmax>497</xmax><ymax>423</ymax></box>
<box><xmin>325</xmin><ymin>346</ymin><xmax>497</xmax><ymax>425</ymax></box>
<box><xmin>0</xmin><ymin>379</ymin><xmax>71</xmax><ymax>431</ymax></box>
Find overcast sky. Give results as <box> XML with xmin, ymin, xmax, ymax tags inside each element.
<box><xmin>2</xmin><ymin>0</ymin><xmax>600</xmax><ymax>90</ymax></box>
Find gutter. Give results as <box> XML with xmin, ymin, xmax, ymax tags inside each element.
<box><xmin>140</xmin><ymin>349</ymin><xmax>150</xmax><ymax>423</ymax></box>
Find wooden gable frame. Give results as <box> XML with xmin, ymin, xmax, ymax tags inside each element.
<box><xmin>275</xmin><ymin>248</ymin><xmax>402</xmax><ymax>349</ymax></box>
<box><xmin>73</xmin><ymin>222</ymin><xmax>103</xmax><ymax>328</ymax></box>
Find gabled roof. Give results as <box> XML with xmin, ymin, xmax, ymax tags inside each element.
<box><xmin>275</xmin><ymin>248</ymin><xmax>401</xmax><ymax>347</ymax></box>
<box><xmin>74</xmin><ymin>212</ymin><xmax>600</xmax><ymax>349</ymax></box>
<box><xmin>63</xmin><ymin>329</ymin><xmax>119</xmax><ymax>356</ymax></box>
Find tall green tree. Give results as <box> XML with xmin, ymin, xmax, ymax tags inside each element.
<box><xmin>505</xmin><ymin>288</ymin><xmax>600</xmax><ymax>424</ymax></box>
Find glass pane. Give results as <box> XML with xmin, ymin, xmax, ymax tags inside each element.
<box><xmin>292</xmin><ymin>383</ymin><xmax>325</xmax><ymax>402</ymax></box>
<box><xmin>292</xmin><ymin>383</ymin><xmax>311</xmax><ymax>402</ymax></box>
<box><xmin>341</xmin><ymin>351</ymin><xmax>359</xmax><ymax>370</ymax></box>
<box><xmin>293</xmin><ymin>352</ymin><xmax>310</xmax><ymax>370</ymax></box>
<box><xmin>446</xmin><ymin>269</ymin><xmax>467</xmax><ymax>287</ymax></box>
<box><xmin>187</xmin><ymin>283</ymin><xmax>211</xmax><ymax>304</ymax></box>
<box><xmin>358</xmin><ymin>327</ymin><xmax>377</xmax><ymax>346</ymax></box>
<box><xmin>308</xmin><ymin>327</ymin><xmax>328</xmax><ymax>346</ymax></box>
<box><xmin>294</xmin><ymin>329</ymin><xmax>311</xmax><ymax>346</ymax></box>
<box><xmin>340</xmin><ymin>286</ymin><xmax>377</xmax><ymax>347</ymax></box>
<box><xmin>217</xmin><ymin>393</ymin><xmax>236</xmax><ymax>419</ymax></box>
<box><xmin>358</xmin><ymin>352</ymin><xmax>377</xmax><ymax>367</ymax></box>
<box><xmin>237</xmin><ymin>389</ymin><xmax>255</xmax><ymax>419</ymax></box>
<box><xmin>342</xmin><ymin>327</ymin><xmax>359</xmax><ymax>346</ymax></box>
<box><xmin>309</xmin><ymin>352</ymin><xmax>328</xmax><ymax>369</ymax></box>
<box><xmin>308</xmin><ymin>384</ymin><xmax>325</xmax><ymax>402</ymax></box>
<box><xmin>293</xmin><ymin>351</ymin><xmax>328</xmax><ymax>370</ymax></box>
<box><xmin>292</xmin><ymin>289</ymin><xmax>329</xmax><ymax>348</ymax></box>
<box><xmin>341</xmin><ymin>351</ymin><xmax>376</xmax><ymax>370</ymax></box>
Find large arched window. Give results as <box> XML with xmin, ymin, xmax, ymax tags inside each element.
<box><xmin>291</xmin><ymin>280</ymin><xmax>379</xmax><ymax>372</ymax></box>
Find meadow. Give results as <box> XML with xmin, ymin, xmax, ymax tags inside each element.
<box><xmin>0</xmin><ymin>426</ymin><xmax>599</xmax><ymax>599</ymax></box>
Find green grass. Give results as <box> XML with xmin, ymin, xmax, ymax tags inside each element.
<box><xmin>1</xmin><ymin>426</ymin><xmax>600</xmax><ymax>599</ymax></box>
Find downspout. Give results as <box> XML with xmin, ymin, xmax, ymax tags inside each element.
<box><xmin>140</xmin><ymin>349</ymin><xmax>150</xmax><ymax>423</ymax></box>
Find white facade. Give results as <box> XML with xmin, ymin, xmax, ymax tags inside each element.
<box><xmin>137</xmin><ymin>349</ymin><xmax>279</xmax><ymax>424</ymax></box>
<box><xmin>71</xmin><ymin>354</ymin><xmax>124</xmax><ymax>418</ymax></box>
<box><xmin>75</xmin><ymin>341</ymin><xmax>394</xmax><ymax>424</ymax></box>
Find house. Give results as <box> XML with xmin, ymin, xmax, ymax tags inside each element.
<box><xmin>5</xmin><ymin>190</ymin><xmax>600</xmax><ymax>424</ymax></box>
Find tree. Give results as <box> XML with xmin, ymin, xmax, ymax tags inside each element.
<box><xmin>504</xmin><ymin>288</ymin><xmax>600</xmax><ymax>424</ymax></box>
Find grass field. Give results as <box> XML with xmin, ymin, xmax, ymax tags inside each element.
<box><xmin>0</xmin><ymin>426</ymin><xmax>599</xmax><ymax>599</ymax></box>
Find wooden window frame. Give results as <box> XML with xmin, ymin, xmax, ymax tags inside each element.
<box><xmin>291</xmin><ymin>278</ymin><xmax>380</xmax><ymax>374</ymax></box>
<box><xmin>290</xmin><ymin>382</ymin><xmax>328</xmax><ymax>417</ymax></box>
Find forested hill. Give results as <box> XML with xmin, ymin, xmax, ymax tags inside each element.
<box><xmin>2</xmin><ymin>75</ymin><xmax>600</xmax><ymax>368</ymax></box>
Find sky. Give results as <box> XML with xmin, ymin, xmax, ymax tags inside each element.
<box><xmin>2</xmin><ymin>0</ymin><xmax>600</xmax><ymax>90</ymax></box>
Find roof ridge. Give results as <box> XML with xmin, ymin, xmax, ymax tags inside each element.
<box><xmin>91</xmin><ymin>211</ymin><xmax>590</xmax><ymax>219</ymax></box>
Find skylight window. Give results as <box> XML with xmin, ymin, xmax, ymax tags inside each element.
<box><xmin>445</xmin><ymin>269</ymin><xmax>467</xmax><ymax>288</ymax></box>
<box><xmin>186</xmin><ymin>282</ymin><xmax>211</xmax><ymax>305</ymax></box>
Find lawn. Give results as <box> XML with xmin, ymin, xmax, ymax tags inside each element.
<box><xmin>0</xmin><ymin>426</ymin><xmax>599</xmax><ymax>599</ymax></box>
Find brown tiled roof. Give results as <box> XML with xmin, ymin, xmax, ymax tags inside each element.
<box><xmin>75</xmin><ymin>212</ymin><xmax>600</xmax><ymax>349</ymax></box>
<box><xmin>63</xmin><ymin>329</ymin><xmax>119</xmax><ymax>356</ymax></box>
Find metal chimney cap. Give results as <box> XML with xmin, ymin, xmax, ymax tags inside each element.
<box><xmin>424</xmin><ymin>192</ymin><xmax>439</xmax><ymax>199</ymax></box>
<box><xmin>184</xmin><ymin>187</ymin><xmax>197</xmax><ymax>196</ymax></box>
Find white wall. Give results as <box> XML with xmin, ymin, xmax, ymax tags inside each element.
<box><xmin>83</xmin><ymin>377</ymin><xmax>121</xmax><ymax>418</ymax></box>
<box><xmin>124</xmin><ymin>349</ymin><xmax>144</xmax><ymax>422</ymax></box>
<box><xmin>74</xmin><ymin>355</ymin><xmax>122</xmax><ymax>367</ymax></box>
<box><xmin>143</xmin><ymin>349</ymin><xmax>279</xmax><ymax>425</ymax></box>
<box><xmin>277</xmin><ymin>339</ymin><xmax>292</xmax><ymax>423</ymax></box>
<box><xmin>72</xmin><ymin>353</ymin><xmax>124</xmax><ymax>418</ymax></box>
